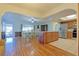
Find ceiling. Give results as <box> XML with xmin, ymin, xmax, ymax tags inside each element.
<box><xmin>45</xmin><ymin>9</ymin><xmax>76</xmax><ymax>22</ymax></box>
<box><xmin>5</xmin><ymin>3</ymin><xmax>62</xmax><ymax>17</ymax></box>
<box><xmin>0</xmin><ymin>3</ymin><xmax>77</xmax><ymax>22</ymax></box>
<box><xmin>16</xmin><ymin>3</ymin><xmax>61</xmax><ymax>13</ymax></box>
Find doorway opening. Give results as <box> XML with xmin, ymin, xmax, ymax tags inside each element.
<box><xmin>22</xmin><ymin>25</ymin><xmax>34</xmax><ymax>39</ymax></box>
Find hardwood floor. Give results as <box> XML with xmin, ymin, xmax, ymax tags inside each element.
<box><xmin>0</xmin><ymin>37</ymin><xmax>75</xmax><ymax>56</ymax></box>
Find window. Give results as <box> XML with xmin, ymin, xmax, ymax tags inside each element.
<box><xmin>41</xmin><ymin>24</ymin><xmax>48</xmax><ymax>31</ymax></box>
<box><xmin>22</xmin><ymin>26</ymin><xmax>33</xmax><ymax>32</ymax></box>
<box><xmin>5</xmin><ymin>24</ymin><xmax>13</xmax><ymax>37</ymax></box>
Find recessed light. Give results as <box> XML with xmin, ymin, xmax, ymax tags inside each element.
<box><xmin>60</xmin><ymin>14</ymin><xmax>76</xmax><ymax>20</ymax></box>
<box><xmin>66</xmin><ymin>14</ymin><xmax>76</xmax><ymax>19</ymax></box>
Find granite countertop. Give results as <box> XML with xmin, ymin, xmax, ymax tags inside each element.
<box><xmin>67</xmin><ymin>29</ymin><xmax>73</xmax><ymax>31</ymax></box>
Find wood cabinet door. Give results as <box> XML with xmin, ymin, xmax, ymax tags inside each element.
<box><xmin>67</xmin><ymin>31</ymin><xmax>72</xmax><ymax>39</ymax></box>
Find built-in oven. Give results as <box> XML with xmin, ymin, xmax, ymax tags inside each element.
<box><xmin>73</xmin><ymin>28</ymin><xmax>77</xmax><ymax>38</ymax></box>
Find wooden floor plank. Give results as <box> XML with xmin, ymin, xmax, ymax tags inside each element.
<box><xmin>0</xmin><ymin>37</ymin><xmax>75</xmax><ymax>56</ymax></box>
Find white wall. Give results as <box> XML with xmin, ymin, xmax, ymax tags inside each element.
<box><xmin>2</xmin><ymin>12</ymin><xmax>35</xmax><ymax>31</ymax></box>
<box><xmin>35</xmin><ymin>21</ymin><xmax>60</xmax><ymax>32</ymax></box>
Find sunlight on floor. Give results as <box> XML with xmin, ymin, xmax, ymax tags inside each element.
<box><xmin>6</xmin><ymin>38</ymin><xmax>13</xmax><ymax>43</ymax></box>
<box><xmin>49</xmin><ymin>38</ymin><xmax>78</xmax><ymax>55</ymax></box>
